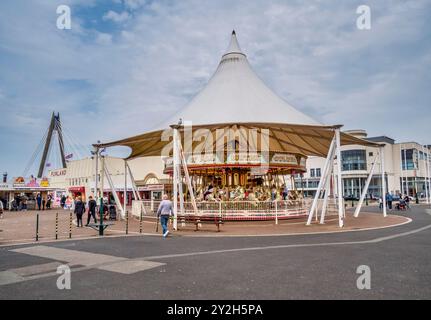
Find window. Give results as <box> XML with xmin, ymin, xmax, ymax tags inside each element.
<box><xmin>316</xmin><ymin>168</ymin><xmax>321</xmax><ymax>177</ymax></box>
<box><xmin>341</xmin><ymin>150</ymin><xmax>366</xmax><ymax>171</ymax></box>
<box><xmin>369</xmin><ymin>152</ymin><xmax>374</xmax><ymax>157</ymax></box>
<box><xmin>401</xmin><ymin>149</ymin><xmax>418</xmax><ymax>170</ymax></box>
<box><xmin>310</xmin><ymin>169</ymin><xmax>315</xmax><ymax>177</ymax></box>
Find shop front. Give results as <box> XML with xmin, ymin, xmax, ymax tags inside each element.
<box><xmin>137</xmin><ymin>184</ymin><xmax>164</xmax><ymax>201</ymax></box>
<box><xmin>69</xmin><ymin>186</ymin><xmax>86</xmax><ymax>201</ymax></box>
<box><xmin>0</xmin><ymin>183</ymin><xmax>13</xmax><ymax>209</ymax></box>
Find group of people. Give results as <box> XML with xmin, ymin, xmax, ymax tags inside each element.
<box><xmin>73</xmin><ymin>196</ymin><xmax>98</xmax><ymax>227</ymax></box>
<box><xmin>36</xmin><ymin>193</ymin><xmax>52</xmax><ymax>211</ymax></box>
<box><xmin>379</xmin><ymin>193</ymin><xmax>411</xmax><ymax>211</ymax></box>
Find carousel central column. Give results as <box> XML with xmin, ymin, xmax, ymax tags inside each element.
<box><xmin>335</xmin><ymin>128</ymin><xmax>344</xmax><ymax>227</ymax></box>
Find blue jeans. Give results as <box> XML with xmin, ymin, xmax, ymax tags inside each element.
<box><xmin>160</xmin><ymin>215</ymin><xmax>169</xmax><ymax>234</ymax></box>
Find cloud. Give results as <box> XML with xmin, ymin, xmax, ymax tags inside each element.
<box><xmin>103</xmin><ymin>10</ymin><xmax>130</xmax><ymax>23</ymax></box>
<box><xmin>0</xmin><ymin>0</ymin><xmax>430</xmax><ymax>176</ymax></box>
<box><xmin>96</xmin><ymin>32</ymin><xmax>113</xmax><ymax>45</ymax></box>
<box><xmin>124</xmin><ymin>0</ymin><xmax>146</xmax><ymax>10</ymax></box>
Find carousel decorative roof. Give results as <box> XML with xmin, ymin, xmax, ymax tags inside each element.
<box><xmin>98</xmin><ymin>31</ymin><xmax>381</xmax><ymax>159</ymax></box>
<box><xmin>158</xmin><ymin>30</ymin><xmax>319</xmax><ymax>128</ymax></box>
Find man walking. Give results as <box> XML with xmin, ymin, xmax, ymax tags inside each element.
<box><xmin>85</xmin><ymin>196</ymin><xmax>97</xmax><ymax>226</ymax></box>
<box><xmin>60</xmin><ymin>194</ymin><xmax>67</xmax><ymax>209</ymax></box>
<box><xmin>74</xmin><ymin>196</ymin><xmax>86</xmax><ymax>227</ymax></box>
<box><xmin>157</xmin><ymin>194</ymin><xmax>173</xmax><ymax>238</ymax></box>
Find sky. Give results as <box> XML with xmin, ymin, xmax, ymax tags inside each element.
<box><xmin>0</xmin><ymin>0</ymin><xmax>430</xmax><ymax>178</ymax></box>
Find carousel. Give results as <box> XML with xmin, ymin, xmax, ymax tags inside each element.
<box><xmin>96</xmin><ymin>31</ymin><xmax>383</xmax><ymax>228</ymax></box>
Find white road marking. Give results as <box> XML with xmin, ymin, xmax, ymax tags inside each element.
<box><xmin>12</xmin><ymin>246</ymin><xmax>124</xmax><ymax>266</ymax></box>
<box><xmin>9</xmin><ymin>262</ymin><xmax>63</xmax><ymax>277</ymax></box>
<box><xmin>0</xmin><ymin>271</ymin><xmax>25</xmax><ymax>286</ymax></box>
<box><xmin>140</xmin><ymin>223</ymin><xmax>431</xmax><ymax>261</ymax></box>
<box><xmin>99</xmin><ymin>260</ymin><xmax>165</xmax><ymax>274</ymax></box>
<box><xmin>0</xmin><ymin>246</ymin><xmax>165</xmax><ymax>286</ymax></box>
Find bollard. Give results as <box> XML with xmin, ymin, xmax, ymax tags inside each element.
<box><xmin>55</xmin><ymin>212</ymin><xmax>59</xmax><ymax>240</ymax></box>
<box><xmin>69</xmin><ymin>211</ymin><xmax>72</xmax><ymax>239</ymax></box>
<box><xmin>275</xmin><ymin>201</ymin><xmax>278</xmax><ymax>225</ymax></box>
<box><xmin>139</xmin><ymin>209</ymin><xmax>143</xmax><ymax>234</ymax></box>
<box><xmin>126</xmin><ymin>210</ymin><xmax>129</xmax><ymax>235</ymax></box>
<box><xmin>36</xmin><ymin>213</ymin><xmax>40</xmax><ymax>242</ymax></box>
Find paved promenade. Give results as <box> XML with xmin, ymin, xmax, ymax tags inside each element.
<box><xmin>0</xmin><ymin>205</ymin><xmax>429</xmax><ymax>299</ymax></box>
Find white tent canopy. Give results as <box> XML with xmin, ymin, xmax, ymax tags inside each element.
<box><xmin>99</xmin><ymin>31</ymin><xmax>380</xmax><ymax>159</ymax></box>
<box><xmin>157</xmin><ymin>30</ymin><xmax>320</xmax><ymax>129</ymax></box>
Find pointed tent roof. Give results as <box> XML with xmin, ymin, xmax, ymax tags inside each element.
<box><xmin>156</xmin><ymin>31</ymin><xmax>320</xmax><ymax>129</ymax></box>
<box><xmin>98</xmin><ymin>32</ymin><xmax>381</xmax><ymax>159</ymax></box>
<box><xmin>224</xmin><ymin>30</ymin><xmax>243</xmax><ymax>56</ymax></box>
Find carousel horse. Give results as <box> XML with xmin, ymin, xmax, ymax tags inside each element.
<box><xmin>232</xmin><ymin>186</ymin><xmax>245</xmax><ymax>201</ymax></box>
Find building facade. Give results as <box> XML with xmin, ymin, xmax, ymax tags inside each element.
<box><xmin>296</xmin><ymin>130</ymin><xmax>430</xmax><ymax>199</ymax></box>
<box><xmin>47</xmin><ymin>155</ymin><xmax>170</xmax><ymax>206</ymax></box>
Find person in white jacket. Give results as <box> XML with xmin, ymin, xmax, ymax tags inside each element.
<box><xmin>156</xmin><ymin>194</ymin><xmax>173</xmax><ymax>238</ymax></box>
<box><xmin>0</xmin><ymin>200</ymin><xmax>4</xmax><ymax>219</ymax></box>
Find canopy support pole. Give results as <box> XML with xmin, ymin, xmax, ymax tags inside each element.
<box><xmin>427</xmin><ymin>146</ymin><xmax>431</xmax><ymax>206</ymax></box>
<box><xmin>380</xmin><ymin>146</ymin><xmax>388</xmax><ymax>217</ymax></box>
<box><xmin>320</xmin><ymin>163</ymin><xmax>333</xmax><ymax>224</ymax></box>
<box><xmin>126</xmin><ymin>161</ymin><xmax>141</xmax><ymax>201</ymax></box>
<box><xmin>124</xmin><ymin>161</ymin><xmax>127</xmax><ymax>214</ymax></box>
<box><xmin>335</xmin><ymin>129</ymin><xmax>344</xmax><ymax>227</ymax></box>
<box><xmin>172</xmin><ymin>125</ymin><xmax>180</xmax><ymax>230</ymax></box>
<box><xmin>400</xmin><ymin>144</ymin><xmax>404</xmax><ymax>196</ymax></box>
<box><xmin>422</xmin><ymin>145</ymin><xmax>430</xmax><ymax>204</ymax></box>
<box><xmin>103</xmin><ymin>159</ymin><xmax>125</xmax><ymax>219</ymax></box>
<box><xmin>306</xmin><ymin>136</ymin><xmax>336</xmax><ymax>226</ymax></box>
<box><xmin>354</xmin><ymin>153</ymin><xmax>378</xmax><ymax>218</ymax></box>
<box><xmin>94</xmin><ymin>146</ymin><xmax>99</xmax><ymax>201</ymax></box>
<box><xmin>178</xmin><ymin>142</ymin><xmax>199</xmax><ymax>214</ymax></box>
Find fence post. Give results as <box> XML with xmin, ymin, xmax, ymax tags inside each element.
<box><xmin>36</xmin><ymin>213</ymin><xmax>39</xmax><ymax>242</ymax></box>
<box><xmin>219</xmin><ymin>202</ymin><xmax>222</xmax><ymax>218</ymax></box>
<box><xmin>126</xmin><ymin>210</ymin><xmax>129</xmax><ymax>235</ymax></box>
<box><xmin>69</xmin><ymin>211</ymin><xmax>72</xmax><ymax>239</ymax></box>
<box><xmin>139</xmin><ymin>208</ymin><xmax>143</xmax><ymax>234</ymax></box>
<box><xmin>55</xmin><ymin>212</ymin><xmax>58</xmax><ymax>240</ymax></box>
<box><xmin>275</xmin><ymin>201</ymin><xmax>278</xmax><ymax>225</ymax></box>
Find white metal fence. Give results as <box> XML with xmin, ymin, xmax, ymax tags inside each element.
<box><xmin>132</xmin><ymin>198</ymin><xmax>339</xmax><ymax>221</ymax></box>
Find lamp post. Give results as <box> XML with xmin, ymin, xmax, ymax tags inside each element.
<box><xmin>93</xmin><ymin>141</ymin><xmax>105</xmax><ymax>236</ymax></box>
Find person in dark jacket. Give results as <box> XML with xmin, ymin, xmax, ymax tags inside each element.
<box><xmin>60</xmin><ymin>195</ymin><xmax>67</xmax><ymax>209</ymax></box>
<box><xmin>74</xmin><ymin>197</ymin><xmax>86</xmax><ymax>227</ymax></box>
<box><xmin>85</xmin><ymin>196</ymin><xmax>97</xmax><ymax>226</ymax></box>
<box><xmin>36</xmin><ymin>193</ymin><xmax>42</xmax><ymax>210</ymax></box>
<box><xmin>42</xmin><ymin>196</ymin><xmax>46</xmax><ymax>210</ymax></box>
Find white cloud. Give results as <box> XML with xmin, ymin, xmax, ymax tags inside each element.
<box><xmin>96</xmin><ymin>32</ymin><xmax>113</xmax><ymax>45</ymax></box>
<box><xmin>103</xmin><ymin>10</ymin><xmax>130</xmax><ymax>23</ymax></box>
<box><xmin>124</xmin><ymin>0</ymin><xmax>146</xmax><ymax>10</ymax></box>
